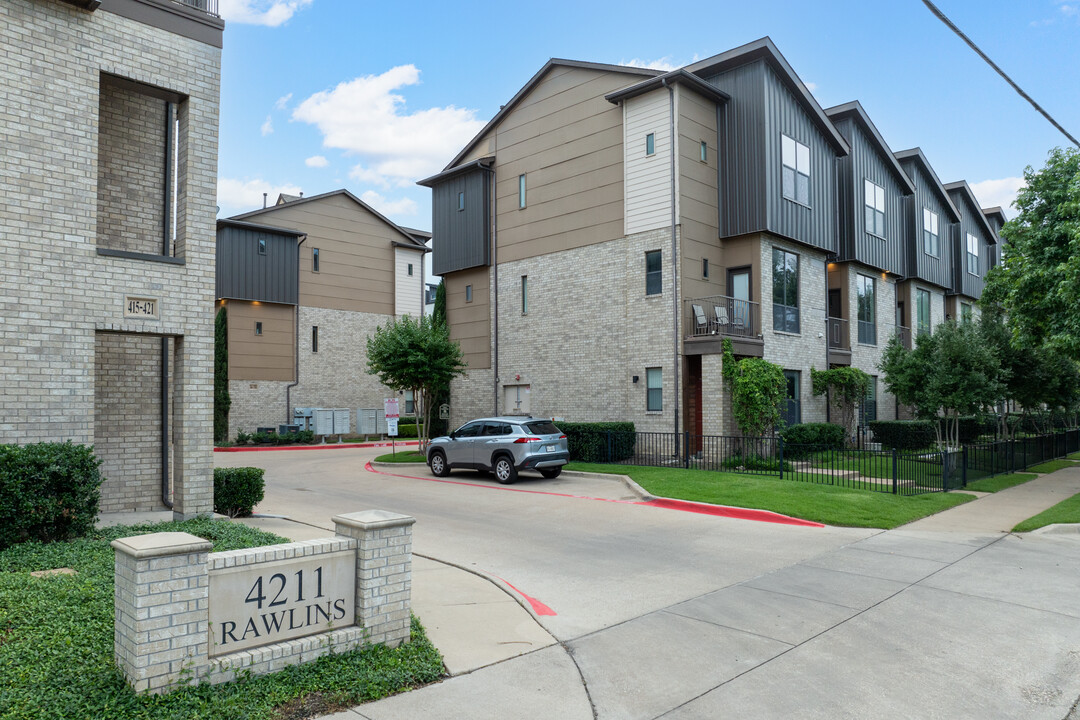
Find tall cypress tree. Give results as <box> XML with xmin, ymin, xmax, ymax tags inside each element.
<box><xmin>214</xmin><ymin>306</ymin><xmax>231</xmax><ymax>443</ymax></box>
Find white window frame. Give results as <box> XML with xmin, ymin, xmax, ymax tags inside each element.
<box><xmin>864</xmin><ymin>179</ymin><xmax>886</xmax><ymax>237</ymax></box>
<box><xmin>966</xmin><ymin>233</ymin><xmax>979</xmax><ymax>275</ymax></box>
<box><xmin>923</xmin><ymin>208</ymin><xmax>940</xmax><ymax>257</ymax></box>
<box><xmin>781</xmin><ymin>134</ymin><xmax>810</xmax><ymax>206</ymax></box>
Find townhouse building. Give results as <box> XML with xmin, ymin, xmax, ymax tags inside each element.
<box><xmin>420</xmin><ymin>37</ymin><xmax>1002</xmax><ymax>437</ymax></box>
<box><xmin>216</xmin><ymin>190</ymin><xmax>428</xmax><ymax>438</ymax></box>
<box><xmin>943</xmin><ymin>181</ymin><xmax>997</xmax><ymax>322</ymax></box>
<box><xmin>1</xmin><ymin>0</ymin><xmax>222</xmax><ymax>516</ymax></box>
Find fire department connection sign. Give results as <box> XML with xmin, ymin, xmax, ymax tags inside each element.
<box><xmin>208</xmin><ymin>550</ymin><xmax>355</xmax><ymax>656</ymax></box>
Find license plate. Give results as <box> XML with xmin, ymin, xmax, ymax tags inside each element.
<box><xmin>545</xmin><ymin>445</ymin><xmax>556</xmax><ymax>453</ymax></box>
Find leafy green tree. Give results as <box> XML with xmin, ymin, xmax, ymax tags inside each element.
<box><xmin>428</xmin><ymin>280</ymin><xmax>450</xmax><ymax>435</ymax></box>
<box><xmin>880</xmin><ymin>320</ymin><xmax>1002</xmax><ymax>449</ymax></box>
<box><xmin>432</xmin><ymin>280</ymin><xmax>447</xmax><ymax>330</ymax></box>
<box><xmin>366</xmin><ymin>314</ymin><xmax>466</xmax><ymax>445</ymax></box>
<box><xmin>721</xmin><ymin>338</ymin><xmax>787</xmax><ymax>438</ymax></box>
<box><xmin>810</xmin><ymin>367</ymin><xmax>870</xmax><ymax>447</ymax></box>
<box><xmin>214</xmin><ymin>307</ymin><xmax>231</xmax><ymax>443</ymax></box>
<box><xmin>983</xmin><ymin>147</ymin><xmax>1080</xmax><ymax>359</ymax></box>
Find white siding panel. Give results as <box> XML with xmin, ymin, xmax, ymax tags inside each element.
<box><xmin>624</xmin><ymin>90</ymin><xmax>672</xmax><ymax>235</ymax></box>
<box><xmin>395</xmin><ymin>247</ymin><xmax>423</xmax><ymax>318</ymax></box>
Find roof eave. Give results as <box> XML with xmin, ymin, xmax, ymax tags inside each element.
<box><xmin>944</xmin><ymin>181</ymin><xmax>999</xmax><ymax>244</ymax></box>
<box><xmin>417</xmin><ymin>157</ymin><xmax>495</xmax><ymax>187</ymax></box>
<box><xmin>824</xmin><ymin>102</ymin><xmax>916</xmax><ymax>195</ymax></box>
<box><xmin>604</xmin><ymin>69</ymin><xmax>731</xmax><ymax>105</ymax></box>
<box><xmin>894</xmin><ymin>148</ymin><xmax>963</xmax><ymax>223</ymax></box>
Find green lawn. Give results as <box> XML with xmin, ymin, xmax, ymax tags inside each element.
<box><xmin>961</xmin><ymin>472</ymin><xmax>1037</xmax><ymax>493</ymax></box>
<box><xmin>1014</xmin><ymin>493</ymin><xmax>1080</xmax><ymax>532</ymax></box>
<box><xmin>0</xmin><ymin>519</ymin><xmax>444</xmax><ymax>720</ymax></box>
<box><xmin>566</xmin><ymin>462</ymin><xmax>973</xmax><ymax>529</ymax></box>
<box><xmin>804</xmin><ymin>451</ymin><xmax>943</xmax><ymax>483</ymax></box>
<box><xmin>1069</xmin><ymin>452</ymin><xmax>1080</xmax><ymax>460</ymax></box>
<box><xmin>1027</xmin><ymin>459</ymin><xmax>1080</xmax><ymax>474</ymax></box>
<box><xmin>374</xmin><ymin>450</ymin><xmax>427</xmax><ymax>463</ymax></box>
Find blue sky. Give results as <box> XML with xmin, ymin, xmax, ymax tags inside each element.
<box><xmin>215</xmin><ymin>0</ymin><xmax>1080</xmax><ymax>228</ymax></box>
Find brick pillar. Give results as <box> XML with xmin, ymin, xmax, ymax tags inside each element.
<box><xmin>702</xmin><ymin>353</ymin><xmax>725</xmax><ymax>436</ymax></box>
<box><xmin>333</xmin><ymin>510</ymin><xmax>415</xmax><ymax>647</ymax></box>
<box><xmin>112</xmin><ymin>532</ymin><xmax>211</xmax><ymax>693</ymax></box>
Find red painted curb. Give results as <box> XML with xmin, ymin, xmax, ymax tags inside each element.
<box><xmin>497</xmin><ymin>577</ymin><xmax>557</xmax><ymax>616</ymax></box>
<box><xmin>215</xmin><ymin>441</ymin><xmax>420</xmax><ymax>453</ymax></box>
<box><xmin>641</xmin><ymin>498</ymin><xmax>825</xmax><ymax>527</ymax></box>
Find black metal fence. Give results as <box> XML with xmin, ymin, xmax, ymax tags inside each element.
<box><xmin>574</xmin><ymin>428</ymin><xmax>1080</xmax><ymax>496</ymax></box>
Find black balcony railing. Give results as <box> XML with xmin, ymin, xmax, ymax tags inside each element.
<box><xmin>685</xmin><ymin>295</ymin><xmax>760</xmax><ymax>340</ymax></box>
<box><xmin>827</xmin><ymin>316</ymin><xmax>849</xmax><ymax>350</ymax></box>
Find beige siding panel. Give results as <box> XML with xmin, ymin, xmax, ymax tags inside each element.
<box><xmin>625</xmin><ymin>89</ymin><xmax>673</xmax><ymax>235</ymax></box>
<box><xmin>394</xmin><ymin>247</ymin><xmax>423</xmax><ymax>317</ymax></box>
<box><xmin>227</xmin><ymin>300</ymin><xmax>295</xmax><ymax>382</ymax></box>
<box><xmin>446</xmin><ymin>267</ymin><xmax>490</xmax><ymax>369</ymax></box>
<box><xmin>460</xmin><ymin>129</ymin><xmax>497</xmax><ymax>164</ymax></box>
<box><xmin>678</xmin><ymin>85</ymin><xmax>719</xmax><ymax>236</ymax></box>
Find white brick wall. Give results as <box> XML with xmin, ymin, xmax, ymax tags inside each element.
<box><xmin>847</xmin><ymin>265</ymin><xmax>898</xmax><ymax>423</ymax></box>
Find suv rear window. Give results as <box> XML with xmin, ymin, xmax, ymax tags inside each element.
<box><xmin>525</xmin><ymin>421</ymin><xmax>561</xmax><ymax>435</ymax></box>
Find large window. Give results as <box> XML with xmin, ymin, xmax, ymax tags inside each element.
<box><xmin>646</xmin><ymin>367</ymin><xmax>662</xmax><ymax>411</ymax></box>
<box><xmin>966</xmin><ymin>233</ymin><xmax>979</xmax><ymax>275</ymax></box>
<box><xmin>864</xmin><ymin>180</ymin><xmax>885</xmax><ymax>237</ymax></box>
<box><xmin>857</xmin><ymin>274</ymin><xmax>876</xmax><ymax>345</ymax></box>
<box><xmin>645</xmin><ymin>250</ymin><xmax>662</xmax><ymax>295</ymax></box>
<box><xmin>923</xmin><ymin>209</ymin><xmax>939</xmax><ymax>257</ymax></box>
<box><xmin>781</xmin><ymin>135</ymin><xmax>810</xmax><ymax>205</ymax></box>
<box><xmin>916</xmin><ymin>289</ymin><xmax>931</xmax><ymax>336</ymax></box>
<box><xmin>772</xmin><ymin>248</ymin><xmax>800</xmax><ymax>333</ymax></box>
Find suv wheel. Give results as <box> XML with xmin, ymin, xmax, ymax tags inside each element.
<box><xmin>493</xmin><ymin>456</ymin><xmax>518</xmax><ymax>485</ymax></box>
<box><xmin>540</xmin><ymin>467</ymin><xmax>562</xmax><ymax>479</ymax></box>
<box><xmin>429</xmin><ymin>450</ymin><xmax>450</xmax><ymax>477</ymax></box>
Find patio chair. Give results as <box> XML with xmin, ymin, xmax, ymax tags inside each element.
<box><xmin>713</xmin><ymin>305</ymin><xmax>730</xmax><ymax>333</ymax></box>
<box><xmin>691</xmin><ymin>304</ymin><xmax>712</xmax><ymax>335</ymax></box>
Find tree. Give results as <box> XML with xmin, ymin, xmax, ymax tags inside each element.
<box><xmin>982</xmin><ymin>147</ymin><xmax>1080</xmax><ymax>359</ymax></box>
<box><xmin>809</xmin><ymin>367</ymin><xmax>870</xmax><ymax>447</ymax></box>
<box><xmin>721</xmin><ymin>338</ymin><xmax>787</xmax><ymax>439</ymax></box>
<box><xmin>428</xmin><ymin>280</ymin><xmax>451</xmax><ymax>436</ymax></box>
<box><xmin>879</xmin><ymin>320</ymin><xmax>1002</xmax><ymax>449</ymax></box>
<box><xmin>432</xmin><ymin>280</ymin><xmax>447</xmax><ymax>331</ymax></box>
<box><xmin>366</xmin><ymin>314</ymin><xmax>466</xmax><ymax>445</ymax></box>
<box><xmin>213</xmin><ymin>307</ymin><xmax>231</xmax><ymax>443</ymax></box>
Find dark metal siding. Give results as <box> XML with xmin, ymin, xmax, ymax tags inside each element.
<box><xmin>899</xmin><ymin>160</ymin><xmax>953</xmax><ymax>289</ymax></box>
<box><xmin>948</xmin><ymin>189</ymin><xmax>992</xmax><ymax>299</ymax></box>
<box><xmin>833</xmin><ymin>118</ymin><xmax>906</xmax><ymax>273</ymax></box>
<box><xmin>431</xmin><ymin>169</ymin><xmax>491</xmax><ymax>276</ymax></box>
<box><xmin>704</xmin><ymin>61</ymin><xmax>767</xmax><ymax>237</ymax></box>
<box><xmin>215</xmin><ymin>225</ymin><xmax>298</xmax><ymax>304</ymax></box>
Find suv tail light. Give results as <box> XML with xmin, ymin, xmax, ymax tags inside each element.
<box><xmin>513</xmin><ymin>437</ymin><xmax>543</xmax><ymax>443</ymax></box>
<box><xmin>559</xmin><ymin>435</ymin><xmax>567</xmax><ymax>439</ymax></box>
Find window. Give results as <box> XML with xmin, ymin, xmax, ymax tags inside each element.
<box><xmin>864</xmin><ymin>180</ymin><xmax>885</xmax><ymax>237</ymax></box>
<box><xmin>258</xmin><ymin>238</ymin><xmax>266</xmax><ymax>255</ymax></box>
<box><xmin>454</xmin><ymin>421</ymin><xmax>483</xmax><ymax>438</ymax></box>
<box><xmin>923</xmin><ymin>209</ymin><xmax>940</xmax><ymax>256</ymax></box>
<box><xmin>966</xmin><ymin>233</ymin><xmax>979</xmax><ymax>275</ymax></box>
<box><xmin>961</xmin><ymin>302</ymin><xmax>973</xmax><ymax>322</ymax></box>
<box><xmin>465</xmin><ymin>285</ymin><xmax>473</xmax><ymax>303</ymax></box>
<box><xmin>646</xmin><ymin>367</ymin><xmax>662</xmax><ymax>411</ymax></box>
<box><xmin>702</xmin><ymin>258</ymin><xmax>709</xmax><ymax>280</ymax></box>
<box><xmin>700</xmin><ymin>140</ymin><xmax>708</xmax><ymax>163</ymax></box>
<box><xmin>646</xmin><ymin>133</ymin><xmax>655</xmax><ymax>156</ymax></box>
<box><xmin>916</xmin><ymin>289</ymin><xmax>931</xmax><ymax>336</ymax></box>
<box><xmin>518</xmin><ymin>174</ymin><xmax>526</xmax><ymax>209</ymax></box>
<box><xmin>404</xmin><ymin>389</ymin><xmax>414</xmax><ymax>415</ymax></box>
<box><xmin>862</xmin><ymin>376</ymin><xmax>878</xmax><ymax>424</ymax></box>
<box><xmin>781</xmin><ymin>134</ymin><xmax>810</xmax><ymax>205</ymax></box>
<box><xmin>312</xmin><ymin>326</ymin><xmax>319</xmax><ymax>353</ymax></box>
<box><xmin>645</xmin><ymin>250</ymin><xmax>662</xmax><ymax>295</ymax></box>
<box><xmin>458</xmin><ymin>191</ymin><xmax>465</xmax><ymax>211</ymax></box>
<box><xmin>857</xmin><ymin>274</ymin><xmax>876</xmax><ymax>345</ymax></box>
<box><xmin>254</xmin><ymin>321</ymin><xmax>262</xmax><ymax>336</ymax></box>
<box><xmin>781</xmin><ymin>370</ymin><xmax>801</xmax><ymax>427</ymax></box>
<box><xmin>407</xmin><ymin>263</ymin><xmax>413</xmax><ymax>276</ymax></box>
<box><xmin>521</xmin><ymin>275</ymin><xmax>528</xmax><ymax>314</ymax></box>
<box><xmin>772</xmin><ymin>248</ymin><xmax>800</xmax><ymax>333</ymax></box>
<box><xmin>312</xmin><ymin>247</ymin><xmax>320</xmax><ymax>272</ymax></box>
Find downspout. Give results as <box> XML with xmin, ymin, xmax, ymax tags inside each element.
<box><xmin>160</xmin><ymin>337</ymin><xmax>172</xmax><ymax>509</ymax></box>
<box><xmin>663</xmin><ymin>78</ymin><xmax>680</xmax><ymax>438</ymax></box>
<box><xmin>285</xmin><ymin>234</ymin><xmax>307</xmax><ymax>422</ymax></box>
<box><xmin>488</xmin><ymin>164</ymin><xmax>499</xmax><ymax>416</ymax></box>
<box><xmin>163</xmin><ymin>102</ymin><xmax>173</xmax><ymax>257</ymax></box>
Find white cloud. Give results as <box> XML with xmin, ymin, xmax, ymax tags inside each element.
<box><xmin>305</xmin><ymin>155</ymin><xmax>328</xmax><ymax>168</ymax></box>
<box><xmin>260</xmin><ymin>115</ymin><xmax>273</xmax><ymax>136</ymax></box>
<box><xmin>969</xmin><ymin>177</ymin><xmax>1024</xmax><ymax>215</ymax></box>
<box><xmin>621</xmin><ymin>57</ymin><xmax>679</xmax><ymax>72</ymax></box>
<box><xmin>292</xmin><ymin>65</ymin><xmax>485</xmax><ymax>187</ymax></box>
<box><xmin>217</xmin><ymin>177</ymin><xmax>302</xmax><ymax>216</ymax></box>
<box><xmin>218</xmin><ymin>0</ymin><xmax>312</xmax><ymax>26</ymax></box>
<box><xmin>804</xmin><ymin>81</ymin><xmax>818</xmax><ymax>93</ymax></box>
<box><xmin>274</xmin><ymin>93</ymin><xmax>293</xmax><ymax>110</ymax></box>
<box><xmin>360</xmin><ymin>190</ymin><xmax>418</xmax><ymax>217</ymax></box>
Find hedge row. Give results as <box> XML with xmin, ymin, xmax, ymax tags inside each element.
<box><xmin>868</xmin><ymin>420</ymin><xmax>937</xmax><ymax>450</ymax></box>
<box><xmin>558</xmin><ymin>422</ymin><xmax>636</xmax><ymax>463</ymax></box>
<box><xmin>780</xmin><ymin>423</ymin><xmax>846</xmax><ymax>459</ymax></box>
<box><xmin>213</xmin><ymin>467</ymin><xmax>265</xmax><ymax>518</ymax></box>
<box><xmin>0</xmin><ymin>442</ymin><xmax>103</xmax><ymax>550</ymax></box>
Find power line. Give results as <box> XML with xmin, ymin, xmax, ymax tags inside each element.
<box><xmin>921</xmin><ymin>0</ymin><xmax>1080</xmax><ymax>148</ymax></box>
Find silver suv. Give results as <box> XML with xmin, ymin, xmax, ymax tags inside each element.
<box><xmin>427</xmin><ymin>417</ymin><xmax>569</xmax><ymax>484</ymax></box>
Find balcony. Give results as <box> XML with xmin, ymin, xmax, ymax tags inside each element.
<box><xmin>684</xmin><ymin>295</ymin><xmax>763</xmax><ymax>357</ymax></box>
<box><xmin>894</xmin><ymin>325</ymin><xmax>912</xmax><ymax>350</ymax></box>
<box><xmin>172</xmin><ymin>0</ymin><xmax>219</xmax><ymax>16</ymax></box>
<box><xmin>827</xmin><ymin>316</ymin><xmax>851</xmax><ymax>365</ymax></box>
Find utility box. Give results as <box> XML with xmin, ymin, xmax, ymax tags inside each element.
<box><xmin>333</xmin><ymin>409</ymin><xmax>350</xmax><ymax>435</ymax></box>
<box><xmin>313</xmin><ymin>408</ymin><xmax>350</xmax><ymax>435</ymax></box>
<box><xmin>358</xmin><ymin>408</ymin><xmax>388</xmax><ymax>436</ymax></box>
<box><xmin>293</xmin><ymin>407</ymin><xmax>315</xmax><ymax>431</ymax></box>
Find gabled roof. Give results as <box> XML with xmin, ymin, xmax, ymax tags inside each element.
<box><xmin>893</xmin><ymin>148</ymin><xmax>962</xmax><ymax>223</ymax></box>
<box><xmin>215</xmin><ymin>218</ymin><xmax>306</xmax><ymax>238</ymax></box>
<box><xmin>824</xmin><ymin>101</ymin><xmax>915</xmax><ymax>195</ymax></box>
<box><xmin>442</xmin><ymin>60</ymin><xmax>662</xmax><ymax>172</ymax></box>
<box><xmin>982</xmin><ymin>206</ymin><xmax>1007</xmax><ymax>229</ymax></box>
<box><xmin>229</xmin><ymin>188</ymin><xmax>428</xmax><ymax>250</ymax></box>
<box><xmin>684</xmin><ymin>37</ymin><xmax>850</xmax><ymax>156</ymax></box>
<box><xmin>943</xmin><ymin>181</ymin><xmax>998</xmax><ymax>244</ymax></box>
<box><xmin>418</xmin><ymin>157</ymin><xmax>495</xmax><ymax>187</ymax></box>
<box><xmin>276</xmin><ymin>193</ymin><xmax>301</xmax><ymax>205</ymax></box>
<box><xmin>604</xmin><ymin>68</ymin><xmax>730</xmax><ymax>105</ymax></box>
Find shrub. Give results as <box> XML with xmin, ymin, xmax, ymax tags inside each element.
<box><xmin>958</xmin><ymin>416</ymin><xmax>996</xmax><ymax>443</ymax></box>
<box><xmin>780</xmin><ymin>423</ymin><xmax>846</xmax><ymax>460</ymax></box>
<box><xmin>868</xmin><ymin>420</ymin><xmax>937</xmax><ymax>450</ymax></box>
<box><xmin>213</xmin><ymin>467</ymin><xmax>265</xmax><ymax>518</ymax></box>
<box><xmin>558</xmin><ymin>421</ymin><xmax>636</xmax><ymax>462</ymax></box>
<box><xmin>272</xmin><ymin>430</ymin><xmax>315</xmax><ymax>446</ymax></box>
<box><xmin>394</xmin><ymin>423</ymin><xmax>419</xmax><ymax>438</ymax></box>
<box><xmin>0</xmin><ymin>441</ymin><xmax>103</xmax><ymax>550</ymax></box>
<box><xmin>252</xmin><ymin>431</ymin><xmax>274</xmax><ymax>444</ymax></box>
<box><xmin>235</xmin><ymin>430</ymin><xmax>252</xmax><ymax>445</ymax></box>
<box><xmin>720</xmin><ymin>454</ymin><xmax>791</xmax><ymax>472</ymax></box>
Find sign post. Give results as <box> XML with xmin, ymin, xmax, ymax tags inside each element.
<box><xmin>384</xmin><ymin>397</ymin><xmax>400</xmax><ymax>455</ymax></box>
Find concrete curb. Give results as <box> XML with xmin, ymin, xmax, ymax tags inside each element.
<box><xmin>559</xmin><ymin>469</ymin><xmax>655</xmax><ymax>501</ymax></box>
<box><xmin>215</xmin><ymin>440</ymin><xmax>420</xmax><ymax>453</ymax></box>
<box><xmin>415</xmin><ymin>552</ymin><xmax>557</xmax><ymax>624</ymax></box>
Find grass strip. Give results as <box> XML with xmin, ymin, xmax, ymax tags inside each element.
<box><xmin>0</xmin><ymin>518</ymin><xmax>444</xmax><ymax>720</ymax></box>
<box><xmin>1014</xmin><ymin>492</ymin><xmax>1080</xmax><ymax>532</ymax></box>
<box><xmin>566</xmin><ymin>463</ymin><xmax>973</xmax><ymax>529</ymax></box>
<box><xmin>962</xmin><ymin>472</ymin><xmax>1037</xmax><ymax>493</ymax></box>
<box><xmin>373</xmin><ymin>451</ymin><xmax>427</xmax><ymax>463</ymax></box>
<box><xmin>1027</xmin><ymin>459</ymin><xmax>1080</xmax><ymax>474</ymax></box>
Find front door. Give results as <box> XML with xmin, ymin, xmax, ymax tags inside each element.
<box><xmin>728</xmin><ymin>267</ymin><xmax>751</xmax><ymax>331</ymax></box>
<box><xmin>896</xmin><ymin>301</ymin><xmax>905</xmax><ymax>329</ymax></box>
<box><xmin>828</xmin><ymin>288</ymin><xmax>842</xmax><ymax>319</ymax></box>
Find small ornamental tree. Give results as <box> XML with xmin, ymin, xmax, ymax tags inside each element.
<box><xmin>214</xmin><ymin>306</ymin><xmax>231</xmax><ymax>444</ymax></box>
<box><xmin>721</xmin><ymin>338</ymin><xmax>787</xmax><ymax>438</ymax></box>
<box><xmin>366</xmin><ymin>314</ymin><xmax>466</xmax><ymax>446</ymax></box>
<box><xmin>810</xmin><ymin>367</ymin><xmax>870</xmax><ymax>447</ymax></box>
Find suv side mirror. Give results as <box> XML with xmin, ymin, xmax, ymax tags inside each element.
<box><xmin>449</xmin><ymin>431</ymin><xmax>457</xmax><ymax>440</ymax></box>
